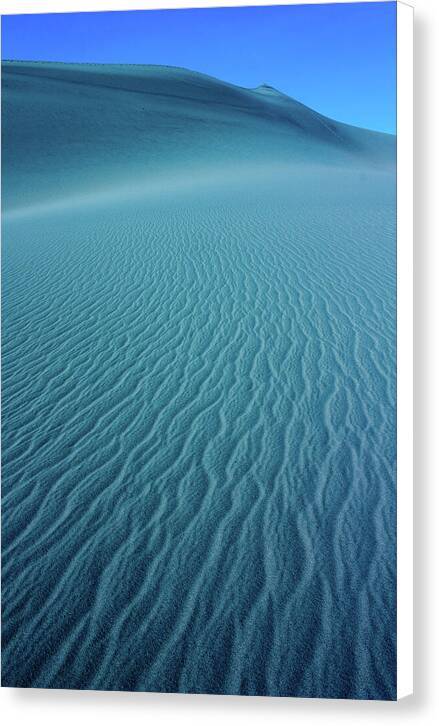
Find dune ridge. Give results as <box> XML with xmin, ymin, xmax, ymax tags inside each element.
<box><xmin>2</xmin><ymin>61</ymin><xmax>394</xmax><ymax>213</ymax></box>
<box><xmin>2</xmin><ymin>62</ymin><xmax>396</xmax><ymax>699</ymax></box>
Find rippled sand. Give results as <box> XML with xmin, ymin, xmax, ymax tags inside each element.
<box><xmin>2</xmin><ymin>62</ymin><xmax>396</xmax><ymax>699</ymax></box>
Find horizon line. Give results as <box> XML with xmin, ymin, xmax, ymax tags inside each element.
<box><xmin>2</xmin><ymin>58</ymin><xmax>396</xmax><ymax>137</ymax></box>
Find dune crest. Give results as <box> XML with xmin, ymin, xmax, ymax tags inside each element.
<box><xmin>2</xmin><ymin>61</ymin><xmax>394</xmax><ymax>213</ymax></box>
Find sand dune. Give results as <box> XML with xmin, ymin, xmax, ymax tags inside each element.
<box><xmin>2</xmin><ymin>61</ymin><xmax>394</xmax><ymax>212</ymax></box>
<box><xmin>2</xmin><ymin>62</ymin><xmax>396</xmax><ymax>698</ymax></box>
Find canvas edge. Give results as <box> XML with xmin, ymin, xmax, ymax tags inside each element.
<box><xmin>396</xmin><ymin>0</ymin><xmax>414</xmax><ymax>702</ymax></box>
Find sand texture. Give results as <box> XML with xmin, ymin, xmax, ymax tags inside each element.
<box><xmin>2</xmin><ymin>62</ymin><xmax>396</xmax><ymax>699</ymax></box>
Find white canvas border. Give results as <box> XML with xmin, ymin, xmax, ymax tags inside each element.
<box><xmin>0</xmin><ymin>0</ymin><xmax>391</xmax><ymax>15</ymax></box>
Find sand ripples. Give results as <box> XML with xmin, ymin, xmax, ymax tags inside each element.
<box><xmin>2</xmin><ymin>173</ymin><xmax>396</xmax><ymax>698</ymax></box>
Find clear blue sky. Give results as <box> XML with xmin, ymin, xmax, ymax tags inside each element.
<box><xmin>1</xmin><ymin>2</ymin><xmax>396</xmax><ymax>133</ymax></box>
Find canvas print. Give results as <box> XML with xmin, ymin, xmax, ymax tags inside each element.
<box><xmin>1</xmin><ymin>2</ymin><xmax>397</xmax><ymax>700</ymax></box>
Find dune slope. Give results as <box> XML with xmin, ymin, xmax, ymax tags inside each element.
<box><xmin>2</xmin><ymin>62</ymin><xmax>396</xmax><ymax>699</ymax></box>
<box><xmin>2</xmin><ymin>61</ymin><xmax>394</xmax><ymax>212</ymax></box>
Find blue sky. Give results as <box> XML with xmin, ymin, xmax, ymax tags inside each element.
<box><xmin>1</xmin><ymin>2</ymin><xmax>396</xmax><ymax>133</ymax></box>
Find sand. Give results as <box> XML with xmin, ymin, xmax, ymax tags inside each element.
<box><xmin>2</xmin><ymin>62</ymin><xmax>396</xmax><ymax>699</ymax></box>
